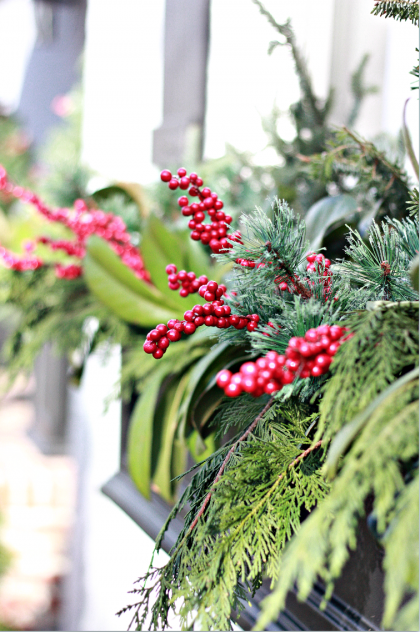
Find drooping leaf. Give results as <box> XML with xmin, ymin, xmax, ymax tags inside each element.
<box><xmin>305</xmin><ymin>194</ymin><xmax>359</xmax><ymax>250</ymax></box>
<box><xmin>127</xmin><ymin>365</ymin><xmax>168</xmax><ymax>499</ymax></box>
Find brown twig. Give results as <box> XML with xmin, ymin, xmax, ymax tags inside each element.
<box><xmin>265</xmin><ymin>241</ymin><xmax>312</xmax><ymax>299</ymax></box>
<box><xmin>188</xmin><ymin>397</ymin><xmax>275</xmax><ymax>533</ymax></box>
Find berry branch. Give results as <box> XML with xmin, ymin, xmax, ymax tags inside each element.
<box><xmin>160</xmin><ymin>168</ymin><xmax>241</xmax><ymax>253</ymax></box>
<box><xmin>216</xmin><ymin>324</ymin><xmax>352</xmax><ymax>397</ymax></box>
<box><xmin>0</xmin><ymin>165</ymin><xmax>149</xmax><ymax>281</ymax></box>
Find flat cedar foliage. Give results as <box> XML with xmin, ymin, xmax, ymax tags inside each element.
<box><xmin>119</xmin><ymin>3</ymin><xmax>419</xmax><ymax>631</ymax></box>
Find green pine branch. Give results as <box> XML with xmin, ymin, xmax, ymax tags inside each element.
<box><xmin>371</xmin><ymin>0</ymin><xmax>419</xmax><ymax>25</ymax></box>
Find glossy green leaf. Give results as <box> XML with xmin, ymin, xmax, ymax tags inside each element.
<box><xmin>84</xmin><ymin>252</ymin><xmax>179</xmax><ymax>325</ymax></box>
<box><xmin>152</xmin><ymin>371</ymin><xmax>191</xmax><ymax>503</ymax></box>
<box><xmin>86</xmin><ymin>234</ymin><xmax>170</xmax><ymax>306</ymax></box>
<box><xmin>127</xmin><ymin>365</ymin><xmax>168</xmax><ymax>499</ymax></box>
<box><xmin>148</xmin><ymin>215</ymin><xmax>185</xmax><ymax>271</ymax></box>
<box><xmin>305</xmin><ymin>194</ymin><xmax>359</xmax><ymax>250</ymax></box>
<box><xmin>140</xmin><ymin>223</ymin><xmax>196</xmax><ymax>310</ymax></box>
<box><xmin>185</xmin><ymin>237</ymin><xmax>212</xmax><ymax>278</ymax></box>
<box><xmin>187</xmin><ymin>430</ymin><xmax>217</xmax><ymax>462</ymax></box>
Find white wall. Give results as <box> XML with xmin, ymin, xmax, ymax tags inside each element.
<box><xmin>81</xmin><ymin>0</ymin><xmax>165</xmax><ymax>185</ymax></box>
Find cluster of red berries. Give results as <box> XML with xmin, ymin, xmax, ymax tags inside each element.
<box><xmin>0</xmin><ymin>246</ymin><xmax>43</xmax><ymax>271</ymax></box>
<box><xmin>235</xmin><ymin>258</ymin><xmax>266</xmax><ymax>269</ymax></box>
<box><xmin>216</xmin><ymin>324</ymin><xmax>350</xmax><ymax>398</ymax></box>
<box><xmin>165</xmin><ymin>264</ymin><xmax>209</xmax><ymax>297</ymax></box>
<box><xmin>306</xmin><ymin>252</ymin><xmax>332</xmax><ymax>299</ymax></box>
<box><xmin>160</xmin><ymin>168</ymin><xmax>242</xmax><ymax>254</ymax></box>
<box><xmin>143</xmin><ymin>278</ymin><xmax>260</xmax><ymax>359</ymax></box>
<box><xmin>0</xmin><ymin>165</ymin><xmax>150</xmax><ymax>282</ymax></box>
<box><xmin>55</xmin><ymin>263</ymin><xmax>83</xmax><ymax>279</ymax></box>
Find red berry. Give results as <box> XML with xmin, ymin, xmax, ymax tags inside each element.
<box><xmin>189</xmin><ymin>172</ymin><xmax>197</xmax><ymax>183</ymax></box>
<box><xmin>217</xmin><ymin>317</ymin><xmax>227</xmax><ymax>328</ymax></box>
<box><xmin>195</xmin><ymin>177</ymin><xmax>203</xmax><ymax>187</ymax></box>
<box><xmin>215</xmin><ymin>211</ymin><xmax>225</xmax><ymax>221</ymax></box>
<box><xmin>207</xmin><ymin>281</ymin><xmax>218</xmax><ymax>292</ymax></box>
<box><xmin>327</xmin><ymin>342</ymin><xmax>340</xmax><ymax>356</ymax></box>
<box><xmin>324</xmin><ymin>258</ymin><xmax>331</xmax><ymax>268</ymax></box>
<box><xmin>173</xmin><ymin>322</ymin><xmax>184</xmax><ymax>332</ymax></box>
<box><xmin>190</xmin><ymin>231</ymin><xmax>200</xmax><ymax>241</ymax></box>
<box><xmin>189</xmin><ymin>186</ymin><xmax>199</xmax><ymax>196</ymax></box>
<box><xmin>198</xmin><ymin>275</ymin><xmax>208</xmax><ymax>285</ymax></box>
<box><xmin>329</xmin><ymin>325</ymin><xmax>344</xmax><ymax>341</ymax></box>
<box><xmin>202</xmin><ymin>187</ymin><xmax>211</xmax><ymax>197</ymax></box>
<box><xmin>216</xmin><ymin>369</ymin><xmax>232</xmax><ymax>388</ymax></box>
<box><xmin>311</xmin><ymin>365</ymin><xmax>323</xmax><ymax>377</ymax></box>
<box><xmin>180</xmin><ymin>288</ymin><xmax>189</xmax><ymax>297</ymax></box>
<box><xmin>178</xmin><ymin>270</ymin><xmax>187</xmax><ymax>281</ymax></box>
<box><xmin>182</xmin><ymin>206</ymin><xmax>193</xmax><ymax>216</ymax></box>
<box><xmin>317</xmin><ymin>324</ymin><xmax>331</xmax><ymax>336</ymax></box>
<box><xmin>300</xmin><ymin>369</ymin><xmax>311</xmax><ymax>378</ymax></box>
<box><xmin>306</xmin><ymin>252</ymin><xmax>316</xmax><ymax>263</ymax></box>
<box><xmin>153</xmin><ymin>348</ymin><xmax>165</xmax><ymax>359</ymax></box>
<box><xmin>281</xmin><ymin>370</ymin><xmax>295</xmax><ymax>384</ymax></box>
<box><xmin>177</xmin><ymin>168</ymin><xmax>187</xmax><ymax>177</ymax></box>
<box><xmin>305</xmin><ymin>329</ymin><xmax>319</xmax><ymax>342</ymax></box>
<box><xmin>204</xmin><ymin>291</ymin><xmax>215</xmax><ymax>301</ymax></box>
<box><xmin>160</xmin><ymin>170</ymin><xmax>172</xmax><ymax>182</ymax></box>
<box><xmin>158</xmin><ymin>337</ymin><xmax>170</xmax><ymax>350</ymax></box>
<box><xmin>178</xmin><ymin>196</ymin><xmax>189</xmax><ymax>207</ymax></box>
<box><xmin>209</xmin><ymin>239</ymin><xmax>221</xmax><ymax>253</ymax></box>
<box><xmin>223</xmin><ymin>305</ymin><xmax>231</xmax><ymax>316</ymax></box>
<box><xmin>167</xmin><ymin>319</ymin><xmax>177</xmax><ymax>329</ymax></box>
<box><xmin>201</xmin><ymin>232</ymin><xmax>211</xmax><ymax>244</ymax></box>
<box><xmin>240</xmin><ymin>362</ymin><xmax>258</xmax><ymax>376</ymax></box>
<box><xmin>242</xmin><ymin>376</ymin><xmax>257</xmax><ymax>393</ymax></box>
<box><xmin>214</xmin><ymin>200</ymin><xmax>224</xmax><ymax>211</ymax></box>
<box><xmin>204</xmin><ymin>315</ymin><xmax>214</xmax><ymax>326</ymax></box>
<box><xmin>143</xmin><ymin>341</ymin><xmax>157</xmax><ymax>354</ymax></box>
<box><xmin>184</xmin><ymin>310</ymin><xmax>194</xmax><ymax>322</ymax></box>
<box><xmin>192</xmin><ymin>304</ymin><xmax>204</xmax><ymax>316</ymax></box>
<box><xmin>279</xmin><ymin>282</ymin><xmax>288</xmax><ymax>292</ymax></box>
<box><xmin>194</xmin><ymin>316</ymin><xmax>205</xmax><ymax>327</ymax></box>
<box><xmin>203</xmin><ymin>303</ymin><xmax>214</xmax><ymax>315</ymax></box>
<box><xmin>169</xmin><ymin>282</ymin><xmax>180</xmax><ymax>290</ymax></box>
<box><xmin>214</xmin><ymin>306</ymin><xmax>224</xmax><ymax>317</ymax></box>
<box><xmin>247</xmin><ymin>322</ymin><xmax>257</xmax><ymax>332</ymax></box>
<box><xmin>225</xmin><ymin>382</ymin><xmax>242</xmax><ymax>397</ymax></box>
<box><xmin>179</xmin><ymin>177</ymin><xmax>190</xmax><ymax>190</ymax></box>
<box><xmin>168</xmin><ymin>178</ymin><xmax>179</xmax><ymax>190</ymax></box>
<box><xmin>315</xmin><ymin>354</ymin><xmax>332</xmax><ymax>369</ymax></box>
<box><xmin>315</xmin><ymin>254</ymin><xmax>325</xmax><ymax>264</ymax></box>
<box><xmin>299</xmin><ymin>343</ymin><xmax>313</xmax><ymax>357</ymax></box>
<box><xmin>194</xmin><ymin>211</ymin><xmax>205</xmax><ymax>223</ymax></box>
<box><xmin>184</xmin><ymin>322</ymin><xmax>196</xmax><ymax>335</ymax></box>
<box><xmin>204</xmin><ymin>197</ymin><xmax>214</xmax><ymax>209</ymax></box>
<box><xmin>264</xmin><ymin>380</ymin><xmax>281</xmax><ymax>394</ymax></box>
<box><xmin>149</xmin><ymin>329</ymin><xmax>161</xmax><ymax>341</ymax></box>
<box><xmin>166</xmin><ymin>264</ymin><xmax>177</xmax><ymax>275</ymax></box>
<box><xmin>156</xmin><ymin>324</ymin><xmax>168</xmax><ymax>335</ymax></box>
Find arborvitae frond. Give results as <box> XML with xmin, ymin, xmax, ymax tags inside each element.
<box><xmin>335</xmin><ymin>220</ymin><xmax>419</xmax><ymax>301</ymax></box>
<box><xmin>371</xmin><ymin>0</ymin><xmax>419</xmax><ymax>25</ymax></box>
<box><xmin>122</xmin><ymin>400</ymin><xmax>328</xmax><ymax>631</ymax></box>
<box><xmin>317</xmin><ymin>303</ymin><xmax>419</xmax><ymax>441</ymax></box>
<box><xmin>382</xmin><ymin>473</ymin><xmax>419</xmax><ymax>630</ymax></box>
<box><xmin>257</xmin><ymin>370</ymin><xmax>419</xmax><ymax>631</ymax></box>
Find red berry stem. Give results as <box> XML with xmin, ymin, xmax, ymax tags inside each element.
<box><xmin>0</xmin><ymin>164</ymin><xmax>149</xmax><ymax>282</ymax></box>
<box><xmin>216</xmin><ymin>324</ymin><xmax>352</xmax><ymax>398</ymax></box>
<box><xmin>160</xmin><ymin>168</ymin><xmax>241</xmax><ymax>254</ymax></box>
<box><xmin>143</xmin><ymin>276</ymin><xmax>261</xmax><ymax>359</ymax></box>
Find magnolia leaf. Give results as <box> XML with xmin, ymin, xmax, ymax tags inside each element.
<box><xmin>152</xmin><ymin>371</ymin><xmax>191</xmax><ymax>503</ymax></box>
<box><xmin>148</xmin><ymin>215</ymin><xmax>185</xmax><ymax>271</ymax></box>
<box><xmin>127</xmin><ymin>366</ymin><xmax>168</xmax><ymax>499</ymax></box>
<box><xmin>305</xmin><ymin>194</ymin><xmax>359</xmax><ymax>250</ymax></box>
<box><xmin>187</xmin><ymin>430</ymin><xmax>217</xmax><ymax>461</ymax></box>
<box><xmin>325</xmin><ymin>366</ymin><xmax>419</xmax><ymax>478</ymax></box>
<box><xmin>140</xmin><ymin>223</ymin><xmax>196</xmax><ymax>310</ymax></box>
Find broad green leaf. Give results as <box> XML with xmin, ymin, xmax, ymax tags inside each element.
<box><xmin>148</xmin><ymin>215</ymin><xmax>185</xmax><ymax>270</ymax></box>
<box><xmin>127</xmin><ymin>365</ymin><xmax>168</xmax><ymax>499</ymax></box>
<box><xmin>185</xmin><ymin>237</ymin><xmax>212</xmax><ymax>278</ymax></box>
<box><xmin>84</xmin><ymin>253</ymin><xmax>180</xmax><ymax>325</ymax></box>
<box><xmin>187</xmin><ymin>430</ymin><xmax>217</xmax><ymax>461</ymax></box>
<box><xmin>325</xmin><ymin>367</ymin><xmax>419</xmax><ymax>478</ymax></box>
<box><xmin>141</xmin><ymin>223</ymin><xmax>196</xmax><ymax>310</ymax></box>
<box><xmin>305</xmin><ymin>194</ymin><xmax>359</xmax><ymax>250</ymax></box>
<box><xmin>152</xmin><ymin>371</ymin><xmax>191</xmax><ymax>503</ymax></box>
<box><xmin>86</xmin><ymin>234</ymin><xmax>172</xmax><ymax>306</ymax></box>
